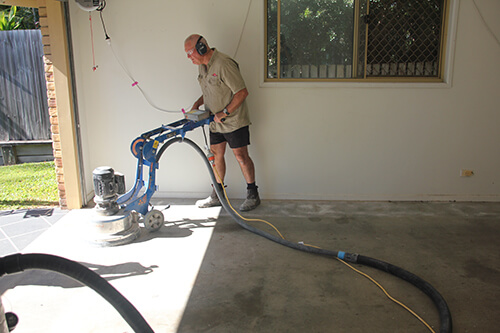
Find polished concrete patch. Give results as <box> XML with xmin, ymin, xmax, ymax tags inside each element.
<box><xmin>1</xmin><ymin>200</ymin><xmax>499</xmax><ymax>332</ymax></box>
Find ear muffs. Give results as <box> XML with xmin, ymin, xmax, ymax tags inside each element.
<box><xmin>195</xmin><ymin>36</ymin><xmax>208</xmax><ymax>55</ymax></box>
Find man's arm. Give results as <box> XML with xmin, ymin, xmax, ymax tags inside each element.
<box><xmin>214</xmin><ymin>88</ymin><xmax>249</xmax><ymax>123</ymax></box>
<box><xmin>191</xmin><ymin>95</ymin><xmax>204</xmax><ymax>110</ymax></box>
<box><xmin>226</xmin><ymin>88</ymin><xmax>248</xmax><ymax>114</ymax></box>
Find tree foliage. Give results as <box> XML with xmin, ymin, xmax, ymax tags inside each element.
<box><xmin>367</xmin><ymin>0</ymin><xmax>443</xmax><ymax>64</ymax></box>
<box><xmin>0</xmin><ymin>5</ymin><xmax>39</xmax><ymax>31</ymax></box>
<box><xmin>281</xmin><ymin>0</ymin><xmax>354</xmax><ymax>65</ymax></box>
<box><xmin>268</xmin><ymin>0</ymin><xmax>355</xmax><ymax>70</ymax></box>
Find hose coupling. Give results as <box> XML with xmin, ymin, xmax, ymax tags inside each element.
<box><xmin>207</xmin><ymin>152</ymin><xmax>215</xmax><ymax>166</ymax></box>
<box><xmin>338</xmin><ymin>251</ymin><xmax>359</xmax><ymax>263</ymax></box>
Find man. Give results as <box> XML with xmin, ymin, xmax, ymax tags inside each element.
<box><xmin>184</xmin><ymin>34</ymin><xmax>260</xmax><ymax>211</ymax></box>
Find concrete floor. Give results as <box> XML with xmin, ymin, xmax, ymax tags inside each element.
<box><xmin>1</xmin><ymin>199</ymin><xmax>499</xmax><ymax>332</ymax></box>
<box><xmin>0</xmin><ymin>208</ymin><xmax>67</xmax><ymax>255</ymax></box>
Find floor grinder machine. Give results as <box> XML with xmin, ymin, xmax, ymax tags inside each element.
<box><xmin>89</xmin><ymin>110</ymin><xmax>212</xmax><ymax>246</ymax></box>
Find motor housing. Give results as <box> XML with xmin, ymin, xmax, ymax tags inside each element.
<box><xmin>93</xmin><ymin>166</ymin><xmax>125</xmax><ymax>216</ymax></box>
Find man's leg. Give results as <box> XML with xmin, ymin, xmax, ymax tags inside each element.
<box><xmin>211</xmin><ymin>142</ymin><xmax>227</xmax><ymax>183</ymax></box>
<box><xmin>232</xmin><ymin>146</ymin><xmax>255</xmax><ymax>184</ymax></box>
<box><xmin>232</xmin><ymin>146</ymin><xmax>260</xmax><ymax>211</ymax></box>
<box><xmin>196</xmin><ymin>142</ymin><xmax>227</xmax><ymax>208</ymax></box>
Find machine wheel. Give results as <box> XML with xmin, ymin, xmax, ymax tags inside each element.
<box><xmin>144</xmin><ymin>209</ymin><xmax>164</xmax><ymax>232</ymax></box>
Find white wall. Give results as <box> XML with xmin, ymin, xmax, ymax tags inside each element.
<box><xmin>70</xmin><ymin>0</ymin><xmax>500</xmax><ymax>202</ymax></box>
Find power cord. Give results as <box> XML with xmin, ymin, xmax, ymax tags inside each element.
<box><xmin>233</xmin><ymin>0</ymin><xmax>253</xmax><ymax>58</ymax></box>
<box><xmin>154</xmin><ymin>137</ymin><xmax>450</xmax><ymax>332</ymax></box>
<box><xmin>472</xmin><ymin>0</ymin><xmax>500</xmax><ymax>47</ymax></box>
<box><xmin>93</xmin><ymin>1</ymin><xmax>254</xmax><ymax>113</ymax></box>
<box><xmin>209</xmin><ymin>159</ymin><xmax>436</xmax><ymax>333</ymax></box>
<box><xmin>94</xmin><ymin>3</ymin><xmax>180</xmax><ymax>114</ymax></box>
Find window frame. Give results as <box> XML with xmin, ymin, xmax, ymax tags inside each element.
<box><xmin>264</xmin><ymin>0</ymin><xmax>452</xmax><ymax>84</ymax></box>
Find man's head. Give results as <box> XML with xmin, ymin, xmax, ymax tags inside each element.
<box><xmin>184</xmin><ymin>34</ymin><xmax>211</xmax><ymax>65</ymax></box>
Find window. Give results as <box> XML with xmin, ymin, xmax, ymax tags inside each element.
<box><xmin>266</xmin><ymin>0</ymin><xmax>448</xmax><ymax>81</ymax></box>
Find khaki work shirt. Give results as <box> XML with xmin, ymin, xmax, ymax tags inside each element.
<box><xmin>198</xmin><ymin>49</ymin><xmax>250</xmax><ymax>133</ymax></box>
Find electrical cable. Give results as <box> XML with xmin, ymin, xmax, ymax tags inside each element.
<box><xmin>213</xmin><ymin>165</ymin><xmax>434</xmax><ymax>332</ymax></box>
<box><xmin>0</xmin><ymin>253</ymin><xmax>154</xmax><ymax>333</ymax></box>
<box><xmin>335</xmin><ymin>258</ymin><xmax>436</xmax><ymax>333</ymax></box>
<box><xmin>472</xmin><ymin>0</ymin><xmax>500</xmax><ymax>48</ymax></box>
<box><xmin>105</xmin><ymin>38</ymin><xmax>180</xmax><ymax>114</ymax></box>
<box><xmin>199</xmin><ymin>124</ymin><xmax>284</xmax><ymax>238</ymax></box>
<box><xmin>233</xmin><ymin>0</ymin><xmax>253</xmax><ymax>58</ymax></box>
<box><xmin>96</xmin><ymin>1</ymin><xmax>110</xmax><ymax>40</ymax></box>
<box><xmin>213</xmin><ymin>166</ymin><xmax>286</xmax><ymax>239</ymax></box>
<box><xmin>96</xmin><ymin>0</ymin><xmax>106</xmax><ymax>12</ymax></box>
<box><xmin>92</xmin><ymin>0</ymin><xmax>252</xmax><ymax>112</ymax></box>
<box><xmin>203</xmin><ymin>173</ymin><xmax>437</xmax><ymax>332</ymax></box>
<box><xmin>201</xmin><ymin>124</ymin><xmax>209</xmax><ymax>151</ymax></box>
<box><xmin>95</xmin><ymin>4</ymin><xmax>180</xmax><ymax>114</ymax></box>
<box><xmin>155</xmin><ymin>137</ymin><xmax>452</xmax><ymax>333</ymax></box>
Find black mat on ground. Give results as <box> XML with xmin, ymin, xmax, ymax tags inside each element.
<box><xmin>24</xmin><ymin>208</ymin><xmax>53</xmax><ymax>218</ymax></box>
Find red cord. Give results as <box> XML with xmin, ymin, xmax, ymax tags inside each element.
<box><xmin>89</xmin><ymin>13</ymin><xmax>98</xmax><ymax>71</ymax></box>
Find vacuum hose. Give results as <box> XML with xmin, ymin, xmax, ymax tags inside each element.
<box><xmin>0</xmin><ymin>253</ymin><xmax>154</xmax><ymax>333</ymax></box>
<box><xmin>157</xmin><ymin>137</ymin><xmax>452</xmax><ymax>333</ymax></box>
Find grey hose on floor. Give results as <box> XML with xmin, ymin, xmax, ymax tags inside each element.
<box><xmin>0</xmin><ymin>253</ymin><xmax>154</xmax><ymax>333</ymax></box>
<box><xmin>157</xmin><ymin>137</ymin><xmax>452</xmax><ymax>333</ymax></box>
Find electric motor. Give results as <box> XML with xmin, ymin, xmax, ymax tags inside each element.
<box><xmin>92</xmin><ymin>166</ymin><xmax>125</xmax><ymax>215</ymax></box>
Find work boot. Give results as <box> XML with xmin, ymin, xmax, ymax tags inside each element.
<box><xmin>196</xmin><ymin>188</ymin><xmax>222</xmax><ymax>208</ymax></box>
<box><xmin>239</xmin><ymin>187</ymin><xmax>261</xmax><ymax>211</ymax></box>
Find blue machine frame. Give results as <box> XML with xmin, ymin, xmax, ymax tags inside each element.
<box><xmin>116</xmin><ymin>116</ymin><xmax>213</xmax><ymax>216</ymax></box>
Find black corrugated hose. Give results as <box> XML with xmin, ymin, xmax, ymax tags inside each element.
<box><xmin>0</xmin><ymin>253</ymin><xmax>154</xmax><ymax>333</ymax></box>
<box><xmin>157</xmin><ymin>137</ymin><xmax>452</xmax><ymax>333</ymax></box>
<box><xmin>0</xmin><ymin>136</ymin><xmax>451</xmax><ymax>333</ymax></box>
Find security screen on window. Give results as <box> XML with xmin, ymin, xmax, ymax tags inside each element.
<box><xmin>266</xmin><ymin>0</ymin><xmax>447</xmax><ymax>81</ymax></box>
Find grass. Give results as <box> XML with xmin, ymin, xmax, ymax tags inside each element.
<box><xmin>0</xmin><ymin>161</ymin><xmax>59</xmax><ymax>211</ymax></box>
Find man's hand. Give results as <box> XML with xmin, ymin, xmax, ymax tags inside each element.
<box><xmin>214</xmin><ymin>111</ymin><xmax>226</xmax><ymax>123</ymax></box>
